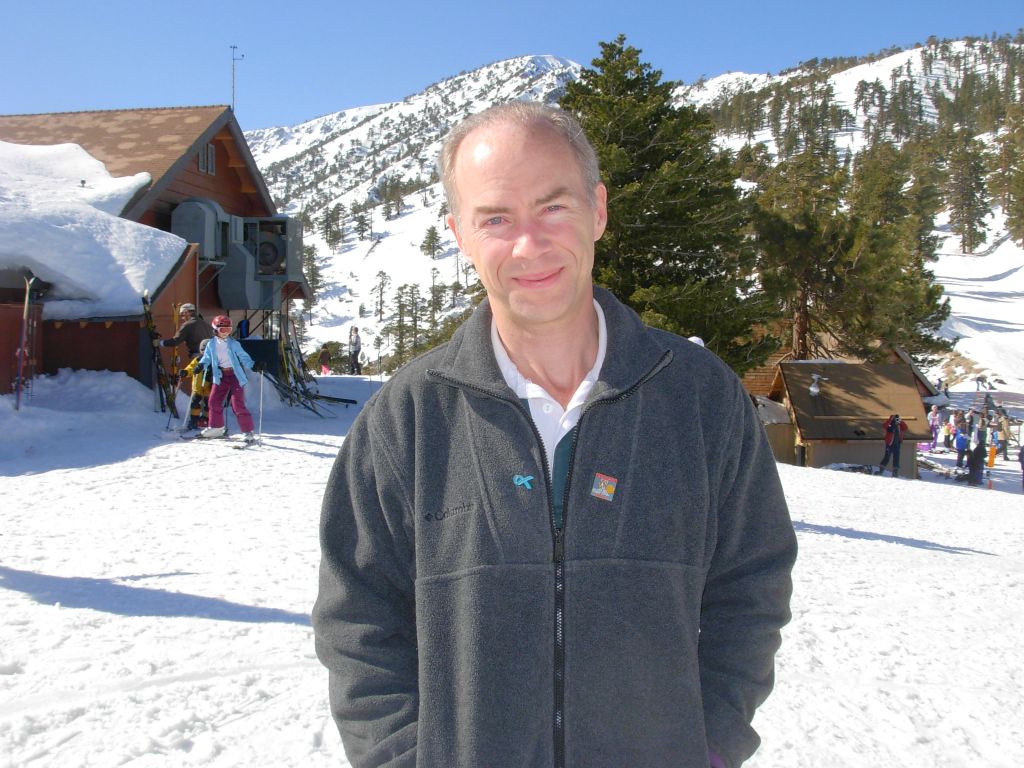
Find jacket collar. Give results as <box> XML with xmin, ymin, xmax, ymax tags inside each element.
<box><xmin>431</xmin><ymin>286</ymin><xmax>672</xmax><ymax>402</ymax></box>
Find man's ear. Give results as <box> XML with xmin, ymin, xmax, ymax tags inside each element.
<box><xmin>447</xmin><ymin>213</ymin><xmax>465</xmax><ymax>253</ymax></box>
<box><xmin>593</xmin><ymin>182</ymin><xmax>608</xmax><ymax>241</ymax></box>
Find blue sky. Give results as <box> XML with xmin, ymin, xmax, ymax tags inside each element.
<box><xmin>3</xmin><ymin>0</ymin><xmax>1019</xmax><ymax>131</ymax></box>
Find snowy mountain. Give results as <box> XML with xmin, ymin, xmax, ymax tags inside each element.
<box><xmin>246</xmin><ymin>55</ymin><xmax>579</xmax><ymax>218</ymax></box>
<box><xmin>242</xmin><ymin>41</ymin><xmax>1024</xmax><ymax>387</ymax></box>
<box><xmin>674</xmin><ymin>39</ymin><xmax>1017</xmax><ymax>157</ymax></box>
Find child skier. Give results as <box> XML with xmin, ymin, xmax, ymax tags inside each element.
<box><xmin>180</xmin><ymin>338</ymin><xmax>213</xmax><ymax>431</ymax></box>
<box><xmin>195</xmin><ymin>315</ymin><xmax>256</xmax><ymax>442</ymax></box>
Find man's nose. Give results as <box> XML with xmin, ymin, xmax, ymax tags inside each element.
<box><xmin>511</xmin><ymin>219</ymin><xmax>550</xmax><ymax>259</ymax></box>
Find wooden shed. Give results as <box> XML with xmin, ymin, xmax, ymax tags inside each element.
<box><xmin>0</xmin><ymin>106</ymin><xmax>307</xmax><ymax>393</ymax></box>
<box><xmin>779</xmin><ymin>361</ymin><xmax>932</xmax><ymax>476</ymax></box>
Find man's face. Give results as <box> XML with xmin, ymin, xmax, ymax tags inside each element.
<box><xmin>447</xmin><ymin>121</ymin><xmax>607</xmax><ymax>334</ymax></box>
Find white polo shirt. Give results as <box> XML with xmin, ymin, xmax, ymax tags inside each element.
<box><xmin>491</xmin><ymin>300</ymin><xmax>607</xmax><ymax>469</ymax></box>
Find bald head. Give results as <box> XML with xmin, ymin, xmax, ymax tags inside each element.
<box><xmin>438</xmin><ymin>102</ymin><xmax>600</xmax><ymax>223</ymax></box>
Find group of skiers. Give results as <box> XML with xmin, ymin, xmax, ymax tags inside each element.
<box><xmin>880</xmin><ymin>403</ymin><xmax>1021</xmax><ymax>488</ymax></box>
<box><xmin>315</xmin><ymin>326</ymin><xmax>362</xmax><ymax>376</ymax></box>
<box><xmin>154</xmin><ymin>304</ymin><xmax>257</xmax><ymax>443</ymax></box>
<box><xmin>923</xmin><ymin>403</ymin><xmax>1022</xmax><ymax>488</ymax></box>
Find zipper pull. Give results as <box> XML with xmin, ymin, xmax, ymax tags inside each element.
<box><xmin>554</xmin><ymin>528</ymin><xmax>564</xmax><ymax>562</ymax></box>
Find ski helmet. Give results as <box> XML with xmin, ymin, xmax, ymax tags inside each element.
<box><xmin>179</xmin><ymin>303</ymin><xmax>196</xmax><ymax>314</ymax></box>
<box><xmin>212</xmin><ymin>315</ymin><xmax>233</xmax><ymax>332</ymax></box>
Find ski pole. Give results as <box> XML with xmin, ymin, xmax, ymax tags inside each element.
<box><xmin>257</xmin><ymin>367</ymin><xmax>265</xmax><ymax>446</ymax></box>
<box><xmin>179</xmin><ymin>385</ymin><xmax>194</xmax><ymax>432</ymax></box>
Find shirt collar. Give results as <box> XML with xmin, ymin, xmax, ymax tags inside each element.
<box><xmin>491</xmin><ymin>300</ymin><xmax>607</xmax><ymax>400</ymax></box>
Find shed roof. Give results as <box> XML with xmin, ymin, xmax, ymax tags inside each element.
<box><xmin>0</xmin><ymin>106</ymin><xmax>274</xmax><ymax>219</ymax></box>
<box><xmin>780</xmin><ymin>361</ymin><xmax>931</xmax><ymax>441</ymax></box>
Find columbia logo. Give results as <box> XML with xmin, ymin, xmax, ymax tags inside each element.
<box><xmin>423</xmin><ymin>504</ymin><xmax>472</xmax><ymax>523</ymax></box>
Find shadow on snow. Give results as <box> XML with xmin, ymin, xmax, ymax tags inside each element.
<box><xmin>793</xmin><ymin>522</ymin><xmax>997</xmax><ymax>556</ymax></box>
<box><xmin>0</xmin><ymin>565</ymin><xmax>311</xmax><ymax>626</ymax></box>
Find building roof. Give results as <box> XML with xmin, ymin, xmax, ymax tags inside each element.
<box><xmin>780</xmin><ymin>361</ymin><xmax>932</xmax><ymax>442</ymax></box>
<box><xmin>0</xmin><ymin>106</ymin><xmax>274</xmax><ymax>219</ymax></box>
<box><xmin>741</xmin><ymin>347</ymin><xmax>791</xmax><ymax>398</ymax></box>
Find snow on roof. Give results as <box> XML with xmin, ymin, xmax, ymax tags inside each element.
<box><xmin>0</xmin><ymin>140</ymin><xmax>186</xmax><ymax>319</ymax></box>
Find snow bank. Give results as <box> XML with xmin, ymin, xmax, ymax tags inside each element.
<box><xmin>0</xmin><ymin>140</ymin><xmax>187</xmax><ymax>319</ymax></box>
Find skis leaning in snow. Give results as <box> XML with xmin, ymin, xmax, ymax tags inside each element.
<box><xmin>14</xmin><ymin>276</ymin><xmax>37</xmax><ymax>411</ymax></box>
<box><xmin>141</xmin><ymin>291</ymin><xmax>179</xmax><ymax>419</ymax></box>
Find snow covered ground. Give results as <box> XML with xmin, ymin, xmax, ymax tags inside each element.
<box><xmin>1</xmin><ymin>365</ymin><xmax>1022</xmax><ymax>767</ymax></box>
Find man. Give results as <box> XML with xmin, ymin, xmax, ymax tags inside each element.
<box><xmin>999</xmin><ymin>410</ymin><xmax>1011</xmax><ymax>461</ymax></box>
<box><xmin>313</xmin><ymin>103</ymin><xmax>797</xmax><ymax>768</ymax></box>
<box><xmin>153</xmin><ymin>303</ymin><xmax>212</xmax><ymax>360</ymax></box>
<box><xmin>878</xmin><ymin>413</ymin><xmax>908</xmax><ymax>478</ymax></box>
<box><xmin>154</xmin><ymin>303</ymin><xmax>213</xmax><ymax>430</ymax></box>
<box><xmin>349</xmin><ymin>326</ymin><xmax>362</xmax><ymax>375</ymax></box>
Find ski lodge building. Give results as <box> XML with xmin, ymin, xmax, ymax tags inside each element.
<box><xmin>743</xmin><ymin>348</ymin><xmax>936</xmax><ymax>477</ymax></box>
<box><xmin>0</xmin><ymin>105</ymin><xmax>308</xmax><ymax>395</ymax></box>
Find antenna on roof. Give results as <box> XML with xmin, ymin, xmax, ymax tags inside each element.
<box><xmin>230</xmin><ymin>45</ymin><xmax>245</xmax><ymax>113</ymax></box>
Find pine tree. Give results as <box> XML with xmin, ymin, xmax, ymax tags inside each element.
<box><xmin>405</xmin><ymin>284</ymin><xmax>423</xmax><ymax>352</ymax></box>
<box><xmin>754</xmin><ymin>146</ymin><xmax>851</xmax><ymax>359</ymax></box>
<box><xmin>334</xmin><ymin>203</ymin><xmax>347</xmax><ymax>244</ymax></box>
<box><xmin>754</xmin><ymin>141</ymin><xmax>949</xmax><ymax>361</ymax></box>
<box><xmin>560</xmin><ymin>35</ymin><xmax>777</xmax><ymax>372</ymax></box>
<box><xmin>388</xmin><ymin>286</ymin><xmax>409</xmax><ymax>367</ymax></box>
<box><xmin>429</xmin><ymin>267</ymin><xmax>443</xmax><ymax>331</ymax></box>
<box><xmin>845</xmin><ymin>141</ymin><xmax>950</xmax><ymax>357</ymax></box>
<box><xmin>990</xmin><ymin>104</ymin><xmax>1024</xmax><ymax>244</ymax></box>
<box><xmin>420</xmin><ymin>226</ymin><xmax>442</xmax><ymax>259</ymax></box>
<box><xmin>353</xmin><ymin>212</ymin><xmax>370</xmax><ymax>241</ymax></box>
<box><xmin>944</xmin><ymin>129</ymin><xmax>991</xmax><ymax>253</ymax></box>
<box><xmin>301</xmin><ymin>244</ymin><xmax>327</xmax><ymax>319</ymax></box>
<box><xmin>373</xmin><ymin>270</ymin><xmax>391</xmax><ymax>321</ymax></box>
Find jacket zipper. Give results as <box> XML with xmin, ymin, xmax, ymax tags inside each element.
<box><xmin>547</xmin><ymin>358</ymin><xmax>669</xmax><ymax>768</ymax></box>
<box><xmin>428</xmin><ymin>354</ymin><xmax>670</xmax><ymax>767</ymax></box>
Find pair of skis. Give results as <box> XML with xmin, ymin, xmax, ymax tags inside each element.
<box><xmin>14</xmin><ymin>276</ymin><xmax>37</xmax><ymax>410</ymax></box>
<box><xmin>179</xmin><ymin>432</ymin><xmax>259</xmax><ymax>450</ymax></box>
<box><xmin>141</xmin><ymin>291</ymin><xmax>179</xmax><ymax>419</ymax></box>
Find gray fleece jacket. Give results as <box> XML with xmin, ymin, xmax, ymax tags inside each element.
<box><xmin>313</xmin><ymin>288</ymin><xmax>796</xmax><ymax>768</ymax></box>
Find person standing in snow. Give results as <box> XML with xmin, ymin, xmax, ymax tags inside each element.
<box><xmin>317</xmin><ymin>344</ymin><xmax>332</xmax><ymax>376</ymax></box>
<box><xmin>195</xmin><ymin>315</ymin><xmax>256</xmax><ymax>442</ymax></box>
<box><xmin>153</xmin><ymin>303</ymin><xmax>212</xmax><ymax>360</ymax></box>
<box><xmin>944</xmin><ymin>409</ymin><xmax>959</xmax><ymax>450</ymax></box>
<box><xmin>153</xmin><ymin>303</ymin><xmax>214</xmax><ymax>430</ymax></box>
<box><xmin>348</xmin><ymin>327</ymin><xmax>362</xmax><ymax>375</ymax></box>
<box><xmin>999</xmin><ymin>411</ymin><xmax>1012</xmax><ymax>461</ymax></box>
<box><xmin>954</xmin><ymin>422</ymin><xmax>970</xmax><ymax>468</ymax></box>
<box><xmin>927</xmin><ymin>404</ymin><xmax>941</xmax><ymax>451</ymax></box>
<box><xmin>313</xmin><ymin>102</ymin><xmax>797</xmax><ymax>768</ymax></box>
<box><xmin>966</xmin><ymin>441</ymin><xmax>986</xmax><ymax>486</ymax></box>
<box><xmin>879</xmin><ymin>413</ymin><xmax>909</xmax><ymax>477</ymax></box>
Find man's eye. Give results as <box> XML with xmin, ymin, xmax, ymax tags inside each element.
<box><xmin>484</xmin><ymin>216</ymin><xmax>504</xmax><ymax>226</ymax></box>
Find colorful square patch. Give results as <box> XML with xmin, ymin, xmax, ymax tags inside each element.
<box><xmin>591</xmin><ymin>472</ymin><xmax>618</xmax><ymax>501</ymax></box>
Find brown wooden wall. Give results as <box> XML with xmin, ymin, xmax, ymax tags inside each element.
<box><xmin>137</xmin><ymin>131</ymin><xmax>273</xmax><ymax>231</ymax></box>
<box><xmin>42</xmin><ymin>319</ymin><xmax>144</xmax><ymax>382</ymax></box>
<box><xmin>0</xmin><ymin>303</ymin><xmax>43</xmax><ymax>395</ymax></box>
